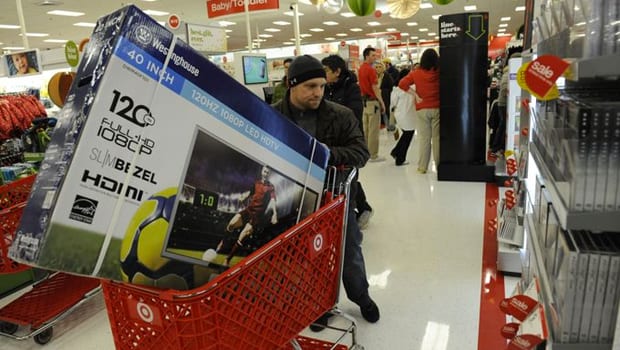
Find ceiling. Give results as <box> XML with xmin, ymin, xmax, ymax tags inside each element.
<box><xmin>0</xmin><ymin>0</ymin><xmax>526</xmax><ymax>54</ymax></box>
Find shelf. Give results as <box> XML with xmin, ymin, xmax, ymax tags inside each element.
<box><xmin>524</xmin><ymin>214</ymin><xmax>612</xmax><ymax>350</ymax></box>
<box><xmin>566</xmin><ymin>54</ymin><xmax>620</xmax><ymax>81</ymax></box>
<box><xmin>529</xmin><ymin>143</ymin><xmax>620</xmax><ymax>232</ymax></box>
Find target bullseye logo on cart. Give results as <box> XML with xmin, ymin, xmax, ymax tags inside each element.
<box><xmin>128</xmin><ymin>299</ymin><xmax>162</xmax><ymax>326</ymax></box>
<box><xmin>137</xmin><ymin>302</ymin><xmax>154</xmax><ymax>323</ymax></box>
<box><xmin>309</xmin><ymin>233</ymin><xmax>325</xmax><ymax>259</ymax></box>
<box><xmin>313</xmin><ymin>233</ymin><xmax>324</xmax><ymax>252</ymax></box>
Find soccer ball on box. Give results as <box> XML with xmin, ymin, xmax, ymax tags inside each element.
<box><xmin>119</xmin><ymin>188</ymin><xmax>195</xmax><ymax>290</ymax></box>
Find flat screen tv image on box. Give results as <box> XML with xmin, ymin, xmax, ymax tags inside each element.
<box><xmin>162</xmin><ymin>126</ymin><xmax>319</xmax><ymax>270</ymax></box>
<box><xmin>242</xmin><ymin>55</ymin><xmax>268</xmax><ymax>84</ymax></box>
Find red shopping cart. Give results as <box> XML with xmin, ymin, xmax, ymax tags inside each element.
<box><xmin>102</xmin><ymin>168</ymin><xmax>363</xmax><ymax>350</ymax></box>
<box><xmin>0</xmin><ymin>175</ymin><xmax>101</xmax><ymax>345</ymax></box>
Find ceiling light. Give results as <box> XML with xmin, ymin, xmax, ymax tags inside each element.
<box><xmin>259</xmin><ymin>34</ymin><xmax>273</xmax><ymax>38</ymax></box>
<box><xmin>309</xmin><ymin>28</ymin><xmax>324</xmax><ymax>32</ymax></box>
<box><xmin>336</xmin><ymin>33</ymin><xmax>348</xmax><ymax>36</ymax></box>
<box><xmin>264</xmin><ymin>28</ymin><xmax>281</xmax><ymax>32</ymax></box>
<box><xmin>323</xmin><ymin>21</ymin><xmax>339</xmax><ymax>26</ymax></box>
<box><xmin>411</xmin><ymin>36</ymin><xmax>418</xmax><ymax>40</ymax></box>
<box><xmin>419</xmin><ymin>28</ymin><xmax>428</xmax><ymax>32</ymax></box>
<box><xmin>325</xmin><ymin>37</ymin><xmax>336</xmax><ymax>40</ymax></box>
<box><xmin>340</xmin><ymin>12</ymin><xmax>356</xmax><ymax>17</ymax></box>
<box><xmin>2</xmin><ymin>47</ymin><xmax>25</xmax><ymax>50</ymax></box>
<box><xmin>500</xmin><ymin>17</ymin><xmax>511</xmax><ymax>21</ymax></box>
<box><xmin>273</xmin><ymin>21</ymin><xmax>291</xmax><ymax>25</ymax></box>
<box><xmin>406</xmin><ymin>22</ymin><xmax>418</xmax><ymax>26</ymax></box>
<box><xmin>47</xmin><ymin>10</ymin><xmax>84</xmax><ymax>16</ymax></box>
<box><xmin>498</xmin><ymin>33</ymin><xmax>511</xmax><ymax>37</ymax></box>
<box><xmin>368</xmin><ymin>22</ymin><xmax>381</xmax><ymax>26</ymax></box>
<box><xmin>428</xmin><ymin>32</ymin><xmax>436</xmax><ymax>36</ymax></box>
<box><xmin>44</xmin><ymin>39</ymin><xmax>69</xmax><ymax>43</ymax></box>
<box><xmin>515</xmin><ymin>6</ymin><xmax>525</xmax><ymax>11</ymax></box>
<box><xmin>498</xmin><ymin>28</ymin><xmax>506</xmax><ymax>32</ymax></box>
<box><xmin>284</xmin><ymin>11</ymin><xmax>304</xmax><ymax>16</ymax></box>
<box><xmin>432</xmin><ymin>15</ymin><xmax>440</xmax><ymax>20</ymax></box>
<box><xmin>73</xmin><ymin>22</ymin><xmax>96</xmax><ymax>27</ymax></box>
<box><xmin>350</xmin><ymin>28</ymin><xmax>363</xmax><ymax>32</ymax></box>
<box><xmin>387</xmin><ymin>28</ymin><xmax>398</xmax><ymax>32</ymax></box>
<box><xmin>283</xmin><ymin>41</ymin><xmax>294</xmax><ymax>45</ymax></box>
<box><xmin>575</xmin><ymin>21</ymin><xmax>586</xmax><ymax>26</ymax></box>
<box><xmin>0</xmin><ymin>24</ymin><xmax>20</xmax><ymax>29</ymax></box>
<box><xmin>464</xmin><ymin>5</ymin><xmax>477</xmax><ymax>11</ymax></box>
<box><xmin>253</xmin><ymin>38</ymin><xmax>266</xmax><ymax>42</ymax></box>
<box><xmin>141</xmin><ymin>0</ymin><xmax>159</xmax><ymax>2</ymax></box>
<box><xmin>401</xmin><ymin>32</ymin><xmax>409</xmax><ymax>36</ymax></box>
<box><xmin>300</xmin><ymin>33</ymin><xmax>312</xmax><ymax>37</ymax></box>
<box><xmin>19</xmin><ymin>33</ymin><xmax>49</xmax><ymax>37</ymax></box>
<box><xmin>298</xmin><ymin>0</ymin><xmax>313</xmax><ymax>4</ymax></box>
<box><xmin>499</xmin><ymin>23</ymin><xmax>508</xmax><ymax>27</ymax></box>
<box><xmin>219</xmin><ymin>21</ymin><xmax>236</xmax><ymax>26</ymax></box>
<box><xmin>225</xmin><ymin>29</ymin><xmax>232</xmax><ymax>32</ymax></box>
<box><xmin>143</xmin><ymin>9</ymin><xmax>169</xmax><ymax>16</ymax></box>
<box><xmin>420</xmin><ymin>2</ymin><xmax>433</xmax><ymax>9</ymax></box>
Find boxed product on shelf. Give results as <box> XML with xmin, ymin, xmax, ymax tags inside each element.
<box><xmin>599</xmin><ymin>233</ymin><xmax>620</xmax><ymax>343</ymax></box>
<box><xmin>550</xmin><ymin>229</ymin><xmax>579</xmax><ymax>343</ymax></box>
<box><xmin>543</xmin><ymin>205</ymin><xmax>560</xmax><ymax>276</ymax></box>
<box><xmin>587</xmin><ymin>232</ymin><xmax>612</xmax><ymax>343</ymax></box>
<box><xmin>8</xmin><ymin>5</ymin><xmax>329</xmax><ymax>290</ymax></box>
<box><xmin>573</xmin><ymin>231</ymin><xmax>601</xmax><ymax>342</ymax></box>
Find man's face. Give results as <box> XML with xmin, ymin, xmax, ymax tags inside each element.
<box><xmin>365</xmin><ymin>50</ymin><xmax>376</xmax><ymax>64</ymax></box>
<box><xmin>12</xmin><ymin>54</ymin><xmax>28</xmax><ymax>74</ymax></box>
<box><xmin>290</xmin><ymin>77</ymin><xmax>326</xmax><ymax>111</ymax></box>
<box><xmin>324</xmin><ymin>66</ymin><xmax>339</xmax><ymax>83</ymax></box>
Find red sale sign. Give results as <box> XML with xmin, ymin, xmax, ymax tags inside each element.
<box><xmin>523</xmin><ymin>55</ymin><xmax>569</xmax><ymax>99</ymax></box>
<box><xmin>206</xmin><ymin>0</ymin><xmax>280</xmax><ymax>19</ymax></box>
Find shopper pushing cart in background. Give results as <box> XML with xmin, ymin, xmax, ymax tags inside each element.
<box><xmin>272</xmin><ymin>54</ymin><xmax>380</xmax><ymax>330</ymax></box>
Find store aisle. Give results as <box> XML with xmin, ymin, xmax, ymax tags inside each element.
<box><xmin>0</xmin><ymin>132</ymin><xmax>509</xmax><ymax>350</ymax></box>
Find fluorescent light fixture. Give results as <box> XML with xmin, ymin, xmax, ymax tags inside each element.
<box><xmin>340</xmin><ymin>12</ymin><xmax>356</xmax><ymax>17</ymax></box>
<box><xmin>500</xmin><ymin>17</ymin><xmax>511</xmax><ymax>21</ymax></box>
<box><xmin>401</xmin><ymin>32</ymin><xmax>409</xmax><ymax>36</ymax></box>
<box><xmin>47</xmin><ymin>10</ymin><xmax>84</xmax><ymax>16</ymax></box>
<box><xmin>368</xmin><ymin>22</ymin><xmax>381</xmax><ymax>26</ymax></box>
<box><xmin>300</xmin><ymin>33</ymin><xmax>312</xmax><ymax>37</ymax></box>
<box><xmin>387</xmin><ymin>28</ymin><xmax>398</xmax><ymax>32</ymax></box>
<box><xmin>420</xmin><ymin>2</ymin><xmax>433</xmax><ymax>9</ymax></box>
<box><xmin>219</xmin><ymin>20</ymin><xmax>236</xmax><ymax>26</ymax></box>
<box><xmin>44</xmin><ymin>39</ymin><xmax>69</xmax><ymax>43</ymax></box>
<box><xmin>2</xmin><ymin>47</ymin><xmax>25</xmax><ymax>50</ymax></box>
<box><xmin>336</xmin><ymin>33</ymin><xmax>348</xmax><ymax>36</ymax></box>
<box><xmin>350</xmin><ymin>28</ymin><xmax>363</xmax><ymax>32</ymax></box>
<box><xmin>264</xmin><ymin>28</ymin><xmax>281</xmax><ymax>32</ymax></box>
<box><xmin>575</xmin><ymin>21</ymin><xmax>586</xmax><ymax>26</ymax></box>
<box><xmin>406</xmin><ymin>22</ymin><xmax>418</xmax><ymax>26</ymax></box>
<box><xmin>259</xmin><ymin>34</ymin><xmax>273</xmax><ymax>38</ymax></box>
<box><xmin>284</xmin><ymin>11</ymin><xmax>304</xmax><ymax>16</ymax></box>
<box><xmin>0</xmin><ymin>24</ymin><xmax>20</xmax><ymax>29</ymax></box>
<box><xmin>225</xmin><ymin>29</ymin><xmax>233</xmax><ymax>33</ymax></box>
<box><xmin>143</xmin><ymin>9</ymin><xmax>169</xmax><ymax>16</ymax></box>
<box><xmin>141</xmin><ymin>0</ymin><xmax>159</xmax><ymax>2</ymax></box>
<box><xmin>309</xmin><ymin>28</ymin><xmax>324</xmax><ymax>32</ymax></box>
<box><xmin>411</xmin><ymin>36</ymin><xmax>418</xmax><ymax>40</ymax></box>
<box><xmin>516</xmin><ymin>6</ymin><xmax>525</xmax><ymax>11</ymax></box>
<box><xmin>273</xmin><ymin>21</ymin><xmax>291</xmax><ymax>25</ymax></box>
<box><xmin>464</xmin><ymin>5</ymin><xmax>477</xmax><ymax>11</ymax></box>
<box><xmin>19</xmin><ymin>33</ymin><xmax>49</xmax><ymax>37</ymax></box>
<box><xmin>298</xmin><ymin>0</ymin><xmax>313</xmax><ymax>4</ymax></box>
<box><xmin>499</xmin><ymin>23</ymin><xmax>508</xmax><ymax>27</ymax></box>
<box><xmin>325</xmin><ymin>37</ymin><xmax>336</xmax><ymax>40</ymax></box>
<box><xmin>428</xmin><ymin>32</ymin><xmax>436</xmax><ymax>36</ymax></box>
<box><xmin>432</xmin><ymin>14</ymin><xmax>441</xmax><ymax>20</ymax></box>
<box><xmin>498</xmin><ymin>28</ymin><xmax>506</xmax><ymax>32</ymax></box>
<box><xmin>497</xmin><ymin>33</ymin><xmax>511</xmax><ymax>37</ymax></box>
<box><xmin>283</xmin><ymin>41</ymin><xmax>294</xmax><ymax>45</ymax></box>
<box><xmin>253</xmin><ymin>38</ymin><xmax>266</xmax><ymax>42</ymax></box>
<box><xmin>323</xmin><ymin>21</ymin><xmax>339</xmax><ymax>26</ymax></box>
<box><xmin>73</xmin><ymin>22</ymin><xmax>96</xmax><ymax>27</ymax></box>
<box><xmin>419</xmin><ymin>28</ymin><xmax>428</xmax><ymax>32</ymax></box>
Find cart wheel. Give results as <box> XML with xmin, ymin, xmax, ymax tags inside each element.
<box><xmin>0</xmin><ymin>322</ymin><xmax>19</xmax><ymax>335</ymax></box>
<box><xmin>34</xmin><ymin>327</ymin><xmax>53</xmax><ymax>345</ymax></box>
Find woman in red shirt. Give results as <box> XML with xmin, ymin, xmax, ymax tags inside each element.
<box><xmin>398</xmin><ymin>49</ymin><xmax>440</xmax><ymax>174</ymax></box>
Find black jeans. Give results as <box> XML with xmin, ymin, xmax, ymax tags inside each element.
<box><xmin>390</xmin><ymin>130</ymin><xmax>415</xmax><ymax>164</ymax></box>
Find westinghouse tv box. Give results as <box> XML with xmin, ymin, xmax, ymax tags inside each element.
<box><xmin>9</xmin><ymin>5</ymin><xmax>328</xmax><ymax>290</ymax></box>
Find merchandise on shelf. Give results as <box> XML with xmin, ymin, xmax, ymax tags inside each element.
<box><xmin>8</xmin><ymin>5</ymin><xmax>329</xmax><ymax>290</ymax></box>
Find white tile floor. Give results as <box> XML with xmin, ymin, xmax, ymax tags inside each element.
<box><xmin>0</xmin><ymin>132</ymin><xmax>516</xmax><ymax>350</ymax></box>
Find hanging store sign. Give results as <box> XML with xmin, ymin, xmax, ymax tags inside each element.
<box><xmin>186</xmin><ymin>24</ymin><xmax>227</xmax><ymax>53</ymax></box>
<box><xmin>206</xmin><ymin>0</ymin><xmax>280</xmax><ymax>19</ymax></box>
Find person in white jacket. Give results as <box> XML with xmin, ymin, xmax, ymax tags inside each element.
<box><xmin>389</xmin><ymin>70</ymin><xmax>419</xmax><ymax>166</ymax></box>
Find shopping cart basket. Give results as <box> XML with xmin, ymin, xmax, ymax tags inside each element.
<box><xmin>0</xmin><ymin>175</ymin><xmax>101</xmax><ymax>345</ymax></box>
<box><xmin>102</xmin><ymin>167</ymin><xmax>363</xmax><ymax>350</ymax></box>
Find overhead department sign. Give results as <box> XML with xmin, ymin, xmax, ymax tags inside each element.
<box><xmin>206</xmin><ymin>0</ymin><xmax>280</xmax><ymax>19</ymax></box>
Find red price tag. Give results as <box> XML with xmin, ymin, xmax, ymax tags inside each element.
<box><xmin>523</xmin><ymin>55</ymin><xmax>569</xmax><ymax>99</ymax></box>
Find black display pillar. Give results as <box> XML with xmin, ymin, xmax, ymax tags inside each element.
<box><xmin>437</xmin><ymin>12</ymin><xmax>495</xmax><ymax>182</ymax></box>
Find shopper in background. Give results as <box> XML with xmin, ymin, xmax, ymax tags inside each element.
<box><xmin>389</xmin><ymin>68</ymin><xmax>417</xmax><ymax>166</ymax></box>
<box><xmin>321</xmin><ymin>54</ymin><xmax>374</xmax><ymax>229</ymax></box>
<box><xmin>492</xmin><ymin>48</ymin><xmax>522</xmax><ymax>156</ymax></box>
<box><xmin>272</xmin><ymin>54</ymin><xmax>380</xmax><ymax>329</ymax></box>
<box><xmin>398</xmin><ymin>48</ymin><xmax>440</xmax><ymax>174</ymax></box>
<box><xmin>383</xmin><ymin>58</ymin><xmax>400</xmax><ymax>86</ymax></box>
<box><xmin>271</xmin><ymin>58</ymin><xmax>292</xmax><ymax>104</ymax></box>
<box><xmin>374</xmin><ymin>61</ymin><xmax>395</xmax><ymax>135</ymax></box>
<box><xmin>358</xmin><ymin>47</ymin><xmax>385</xmax><ymax>162</ymax></box>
